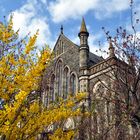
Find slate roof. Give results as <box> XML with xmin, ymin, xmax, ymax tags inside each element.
<box><xmin>89</xmin><ymin>52</ymin><xmax>104</xmax><ymax>66</ymax></box>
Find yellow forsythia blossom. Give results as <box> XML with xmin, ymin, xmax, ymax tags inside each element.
<box><xmin>0</xmin><ymin>16</ymin><xmax>86</xmax><ymax>140</ymax></box>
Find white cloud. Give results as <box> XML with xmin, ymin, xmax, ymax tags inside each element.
<box><xmin>88</xmin><ymin>32</ymin><xmax>109</xmax><ymax>58</ymax></box>
<box><xmin>48</xmin><ymin>0</ymin><xmax>98</xmax><ymax>23</ymax></box>
<box><xmin>94</xmin><ymin>0</ymin><xmax>129</xmax><ymax>20</ymax></box>
<box><xmin>48</xmin><ymin>0</ymin><xmax>130</xmax><ymax>23</ymax></box>
<box><xmin>11</xmin><ymin>0</ymin><xmax>53</xmax><ymax>47</ymax></box>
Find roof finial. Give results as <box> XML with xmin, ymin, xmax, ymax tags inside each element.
<box><xmin>80</xmin><ymin>17</ymin><xmax>88</xmax><ymax>33</ymax></box>
<box><xmin>60</xmin><ymin>25</ymin><xmax>63</xmax><ymax>34</ymax></box>
<box><xmin>78</xmin><ymin>17</ymin><xmax>89</xmax><ymax>37</ymax></box>
<box><xmin>108</xmin><ymin>37</ymin><xmax>115</xmax><ymax>57</ymax></box>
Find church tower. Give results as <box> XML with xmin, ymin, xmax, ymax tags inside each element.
<box><xmin>78</xmin><ymin>18</ymin><xmax>89</xmax><ymax>93</ymax></box>
<box><xmin>78</xmin><ymin>18</ymin><xmax>89</xmax><ymax>69</ymax></box>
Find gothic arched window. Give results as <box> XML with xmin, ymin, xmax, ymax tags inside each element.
<box><xmin>70</xmin><ymin>73</ymin><xmax>76</xmax><ymax>95</ymax></box>
<box><xmin>56</xmin><ymin>60</ymin><xmax>63</xmax><ymax>98</ymax></box>
<box><xmin>50</xmin><ymin>74</ymin><xmax>55</xmax><ymax>102</ymax></box>
<box><xmin>63</xmin><ymin>67</ymin><xmax>69</xmax><ymax>99</ymax></box>
<box><xmin>92</xmin><ymin>81</ymin><xmax>111</xmax><ymax>136</ymax></box>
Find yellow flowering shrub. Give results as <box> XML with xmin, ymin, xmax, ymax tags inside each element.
<box><xmin>0</xmin><ymin>16</ymin><xmax>86</xmax><ymax>140</ymax></box>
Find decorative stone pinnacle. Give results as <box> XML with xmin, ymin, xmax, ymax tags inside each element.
<box><xmin>109</xmin><ymin>37</ymin><xmax>115</xmax><ymax>57</ymax></box>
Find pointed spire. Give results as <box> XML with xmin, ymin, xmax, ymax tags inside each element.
<box><xmin>60</xmin><ymin>25</ymin><xmax>63</xmax><ymax>34</ymax></box>
<box><xmin>78</xmin><ymin>17</ymin><xmax>89</xmax><ymax>37</ymax></box>
<box><xmin>108</xmin><ymin>37</ymin><xmax>115</xmax><ymax>57</ymax></box>
<box><xmin>80</xmin><ymin>17</ymin><xmax>88</xmax><ymax>33</ymax></box>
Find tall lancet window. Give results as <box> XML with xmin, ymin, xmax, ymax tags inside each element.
<box><xmin>50</xmin><ymin>74</ymin><xmax>55</xmax><ymax>102</ymax></box>
<box><xmin>56</xmin><ymin>60</ymin><xmax>63</xmax><ymax>98</ymax></box>
<box><xmin>92</xmin><ymin>81</ymin><xmax>112</xmax><ymax>138</ymax></box>
<box><xmin>70</xmin><ymin>73</ymin><xmax>76</xmax><ymax>95</ymax></box>
<box><xmin>63</xmin><ymin>67</ymin><xmax>69</xmax><ymax>99</ymax></box>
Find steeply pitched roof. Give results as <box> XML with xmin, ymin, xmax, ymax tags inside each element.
<box><xmin>52</xmin><ymin>31</ymin><xmax>103</xmax><ymax>65</ymax></box>
<box><xmin>52</xmin><ymin>33</ymin><xmax>78</xmax><ymax>52</ymax></box>
<box><xmin>89</xmin><ymin>52</ymin><xmax>103</xmax><ymax>66</ymax></box>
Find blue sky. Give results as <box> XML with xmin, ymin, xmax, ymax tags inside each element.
<box><xmin>0</xmin><ymin>0</ymin><xmax>140</xmax><ymax>57</ymax></box>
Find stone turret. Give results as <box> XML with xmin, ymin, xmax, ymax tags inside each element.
<box><xmin>78</xmin><ymin>18</ymin><xmax>89</xmax><ymax>69</ymax></box>
<box><xmin>78</xmin><ymin>18</ymin><xmax>89</xmax><ymax>93</ymax></box>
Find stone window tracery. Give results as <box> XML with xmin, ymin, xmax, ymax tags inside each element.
<box><xmin>63</xmin><ymin>67</ymin><xmax>69</xmax><ymax>99</ymax></box>
<box><xmin>93</xmin><ymin>81</ymin><xmax>109</xmax><ymax>134</ymax></box>
<box><xmin>56</xmin><ymin>60</ymin><xmax>63</xmax><ymax>98</ymax></box>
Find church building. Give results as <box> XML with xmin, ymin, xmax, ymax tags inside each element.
<box><xmin>42</xmin><ymin>18</ymin><xmax>116</xmax><ymax>106</ymax></box>
<box><xmin>41</xmin><ymin>18</ymin><xmax>135</xmax><ymax>139</ymax></box>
